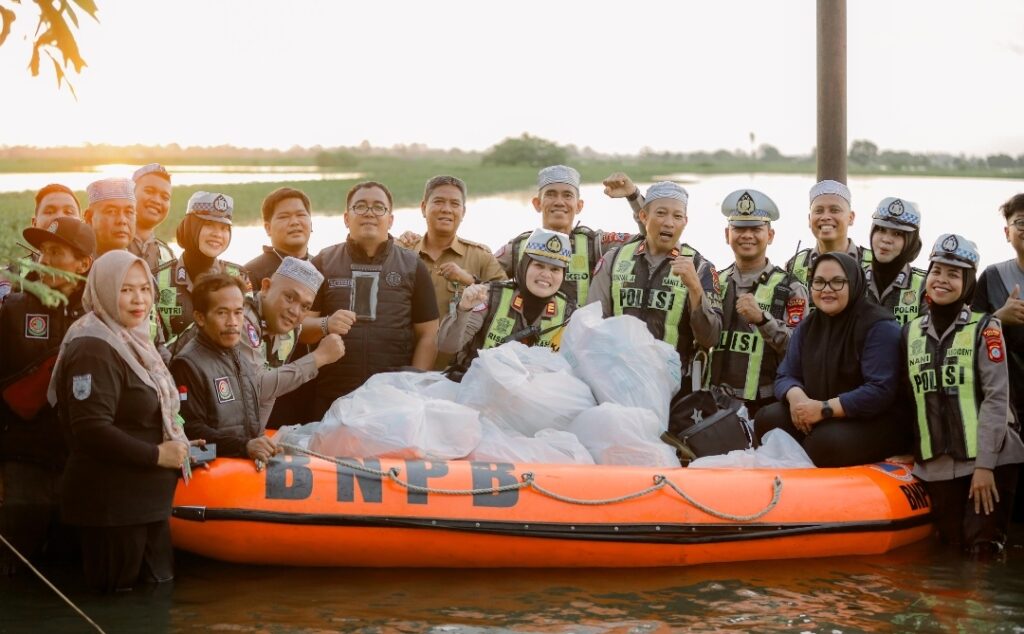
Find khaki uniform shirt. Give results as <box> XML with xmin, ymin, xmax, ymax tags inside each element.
<box><xmin>725</xmin><ymin>260</ymin><xmax>809</xmax><ymax>357</ymax></box>
<box><xmin>129</xmin><ymin>234</ymin><xmax>175</xmax><ymax>275</ymax></box>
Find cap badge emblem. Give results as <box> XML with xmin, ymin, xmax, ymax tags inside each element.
<box><xmin>736</xmin><ymin>192</ymin><xmax>755</xmax><ymax>214</ymax></box>
<box><xmin>941</xmin><ymin>235</ymin><xmax>958</xmax><ymax>252</ymax></box>
<box><xmin>887</xmin><ymin>199</ymin><xmax>905</xmax><ymax>216</ymax></box>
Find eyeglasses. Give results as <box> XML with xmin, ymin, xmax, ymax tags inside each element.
<box><xmin>1010</xmin><ymin>218</ymin><xmax>1024</xmax><ymax>230</ymax></box>
<box><xmin>810</xmin><ymin>277</ymin><xmax>848</xmax><ymax>292</ymax></box>
<box><xmin>350</xmin><ymin>202</ymin><xmax>389</xmax><ymax>216</ymax></box>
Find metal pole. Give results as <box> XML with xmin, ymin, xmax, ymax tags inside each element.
<box><xmin>816</xmin><ymin>0</ymin><xmax>847</xmax><ymax>183</ymax></box>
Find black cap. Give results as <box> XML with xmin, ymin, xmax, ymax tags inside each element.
<box><xmin>23</xmin><ymin>217</ymin><xmax>96</xmax><ymax>257</ymax></box>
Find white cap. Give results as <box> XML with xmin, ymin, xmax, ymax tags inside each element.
<box><xmin>721</xmin><ymin>189</ymin><xmax>779</xmax><ymax>226</ymax></box>
<box><xmin>86</xmin><ymin>178</ymin><xmax>136</xmax><ymax>205</ymax></box>
<box><xmin>273</xmin><ymin>257</ymin><xmax>324</xmax><ymax>293</ymax></box>
<box><xmin>809</xmin><ymin>179</ymin><xmax>851</xmax><ymax>205</ymax></box>
<box><xmin>132</xmin><ymin>163</ymin><xmax>171</xmax><ymax>183</ymax></box>
<box><xmin>537</xmin><ymin>165</ymin><xmax>580</xmax><ymax>192</ymax></box>
<box><xmin>186</xmin><ymin>191</ymin><xmax>234</xmax><ymax>225</ymax></box>
<box><xmin>522</xmin><ymin>228</ymin><xmax>572</xmax><ymax>268</ymax></box>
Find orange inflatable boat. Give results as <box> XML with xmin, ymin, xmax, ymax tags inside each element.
<box><xmin>171</xmin><ymin>449</ymin><xmax>932</xmax><ymax>568</ymax></box>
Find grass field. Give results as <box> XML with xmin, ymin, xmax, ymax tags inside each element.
<box><xmin>2</xmin><ymin>155</ymin><xmax>1022</xmax><ymax>260</ymax></box>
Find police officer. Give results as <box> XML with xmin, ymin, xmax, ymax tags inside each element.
<box><xmin>708</xmin><ymin>190</ymin><xmax>808</xmax><ymax>412</ymax></box>
<box><xmin>129</xmin><ymin>163</ymin><xmax>175</xmax><ymax>273</ymax></box>
<box><xmin>438</xmin><ymin>228</ymin><xmax>574</xmax><ymax>372</ymax></box>
<box><xmin>588</xmin><ymin>181</ymin><xmax>722</xmax><ymax>392</ymax></box>
<box><xmin>0</xmin><ymin>217</ymin><xmax>94</xmax><ymax>573</ymax></box>
<box><xmin>238</xmin><ymin>257</ymin><xmax>344</xmax><ymax>426</ymax></box>
<box><xmin>494</xmin><ymin>165</ymin><xmax>638</xmax><ymax>307</ymax></box>
<box><xmin>302</xmin><ymin>181</ymin><xmax>440</xmax><ymax>418</ymax></box>
<box><xmin>786</xmin><ymin>180</ymin><xmax>872</xmax><ymax>284</ymax></box>
<box><xmin>903</xmin><ymin>234</ymin><xmax>1024</xmax><ymax>554</ymax></box>
<box><xmin>155</xmin><ymin>191</ymin><xmax>249</xmax><ymax>353</ymax></box>
<box><xmin>866</xmin><ymin>197</ymin><xmax>927</xmax><ymax>324</ymax></box>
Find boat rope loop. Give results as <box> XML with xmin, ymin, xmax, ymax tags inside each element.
<box><xmin>278</xmin><ymin>443</ymin><xmax>783</xmax><ymax>522</ymax></box>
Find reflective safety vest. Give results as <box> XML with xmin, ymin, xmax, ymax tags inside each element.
<box><xmin>788</xmin><ymin>245</ymin><xmax>873</xmax><ymax>285</ymax></box>
<box><xmin>514</xmin><ymin>227</ymin><xmax>597</xmax><ymax>306</ymax></box>
<box><xmin>867</xmin><ymin>266</ymin><xmax>927</xmax><ymax>326</ymax></box>
<box><xmin>155</xmin><ymin>259</ymin><xmax>246</xmax><ymax>347</ymax></box>
<box><xmin>709</xmin><ymin>265</ymin><xmax>794</xmax><ymax>401</ymax></box>
<box><xmin>610</xmin><ymin>240</ymin><xmax>694</xmax><ymax>348</ymax></box>
<box><xmin>480</xmin><ymin>283</ymin><xmax>569</xmax><ymax>350</ymax></box>
<box><xmin>906</xmin><ymin>312</ymin><xmax>985</xmax><ymax>461</ymax></box>
<box><xmin>243</xmin><ymin>294</ymin><xmax>296</xmax><ymax>369</ymax></box>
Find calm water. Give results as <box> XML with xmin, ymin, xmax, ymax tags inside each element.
<box><xmin>2</xmin><ymin>535</ymin><xmax>1024</xmax><ymax>632</ymax></box>
<box><xmin>5</xmin><ymin>171</ymin><xmax>1024</xmax><ymax>632</ymax></box>
<box><xmin>211</xmin><ymin>173</ymin><xmax>1024</xmax><ymax>271</ymax></box>
<box><xmin>0</xmin><ymin>164</ymin><xmax>363</xmax><ymax>193</ymax></box>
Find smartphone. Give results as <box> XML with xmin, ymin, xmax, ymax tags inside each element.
<box><xmin>190</xmin><ymin>443</ymin><xmax>217</xmax><ymax>466</ymax></box>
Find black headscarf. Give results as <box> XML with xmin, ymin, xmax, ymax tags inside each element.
<box><xmin>926</xmin><ymin>262</ymin><xmax>977</xmax><ymax>336</ymax></box>
<box><xmin>869</xmin><ymin>225</ymin><xmax>922</xmax><ymax>292</ymax></box>
<box><xmin>800</xmin><ymin>252</ymin><xmax>896</xmax><ymax>399</ymax></box>
<box><xmin>176</xmin><ymin>215</ymin><xmax>227</xmax><ymax>279</ymax></box>
<box><xmin>515</xmin><ymin>253</ymin><xmax>561</xmax><ymax>324</ymax></box>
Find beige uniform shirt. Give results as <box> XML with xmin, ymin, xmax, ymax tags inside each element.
<box><xmin>724</xmin><ymin>261</ymin><xmax>809</xmax><ymax>356</ymax></box>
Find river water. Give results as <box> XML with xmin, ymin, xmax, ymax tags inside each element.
<box><xmin>4</xmin><ymin>171</ymin><xmax>1024</xmax><ymax>632</ymax></box>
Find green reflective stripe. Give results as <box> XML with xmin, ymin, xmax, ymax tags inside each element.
<box><xmin>482</xmin><ymin>287</ymin><xmax>567</xmax><ymax>349</ymax></box>
<box><xmin>482</xmin><ymin>287</ymin><xmax>518</xmax><ymax>349</ymax></box>
<box><xmin>570</xmin><ymin>232</ymin><xmax>590</xmax><ymax>305</ymax></box>
<box><xmin>275</xmin><ymin>330</ymin><xmax>296</xmax><ymax>364</ymax></box>
<box><xmin>790</xmin><ymin>251</ymin><xmax>810</xmax><ymax>285</ymax></box>
<box><xmin>907</xmin><ymin>314</ymin><xmax>982</xmax><ymax>460</ymax></box>
<box><xmin>156</xmin><ymin>265</ymin><xmax>177</xmax><ymax>339</ymax></box>
<box><xmin>859</xmin><ymin>248</ymin><xmax>873</xmax><ymax>268</ymax></box>
<box><xmin>610</xmin><ymin>241</ymin><xmax>639</xmax><ymax>318</ymax></box>
<box><xmin>717</xmin><ymin>265</ymin><xmax>734</xmax><ymax>301</ymax></box>
<box><xmin>892</xmin><ymin>270</ymin><xmax>927</xmax><ymax>325</ymax></box>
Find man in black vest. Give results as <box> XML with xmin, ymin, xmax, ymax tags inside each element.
<box><xmin>171</xmin><ymin>274</ymin><xmax>344</xmax><ymax>462</ymax></box>
<box><xmin>302</xmin><ymin>181</ymin><xmax>440</xmax><ymax>418</ymax></box>
<box><xmin>0</xmin><ymin>217</ymin><xmax>94</xmax><ymax>573</ymax></box>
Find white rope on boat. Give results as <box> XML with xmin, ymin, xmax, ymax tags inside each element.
<box><xmin>277</xmin><ymin>442</ymin><xmax>783</xmax><ymax>522</ymax></box>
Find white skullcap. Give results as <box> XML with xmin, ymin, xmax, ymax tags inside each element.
<box><xmin>274</xmin><ymin>256</ymin><xmax>324</xmax><ymax>293</ymax></box>
<box><xmin>537</xmin><ymin>165</ymin><xmax>581</xmax><ymax>191</ymax></box>
<box><xmin>644</xmin><ymin>181</ymin><xmax>689</xmax><ymax>207</ymax></box>
<box><xmin>809</xmin><ymin>179</ymin><xmax>851</xmax><ymax>205</ymax></box>
<box><xmin>86</xmin><ymin>178</ymin><xmax>136</xmax><ymax>205</ymax></box>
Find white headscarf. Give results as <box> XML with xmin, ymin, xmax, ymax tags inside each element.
<box><xmin>48</xmin><ymin>250</ymin><xmax>188</xmax><ymax>445</ymax></box>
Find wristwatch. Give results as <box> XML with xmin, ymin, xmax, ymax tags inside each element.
<box><xmin>820</xmin><ymin>400</ymin><xmax>834</xmax><ymax>419</ymax></box>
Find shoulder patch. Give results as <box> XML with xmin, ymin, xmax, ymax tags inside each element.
<box><xmin>494</xmin><ymin>244</ymin><xmax>508</xmax><ymax>259</ymax></box>
<box><xmin>983</xmin><ymin>326</ymin><xmax>1004</xmax><ymax>363</ymax></box>
<box><xmin>462</xmin><ymin>238</ymin><xmax>492</xmax><ymax>253</ymax></box>
<box><xmin>72</xmin><ymin>374</ymin><xmax>92</xmax><ymax>400</ymax></box>
<box><xmin>601</xmin><ymin>231</ymin><xmax>631</xmax><ymax>245</ymax></box>
<box><xmin>245</xmin><ymin>322</ymin><xmax>261</xmax><ymax>348</ymax></box>
<box><xmin>786</xmin><ymin>297</ymin><xmax>806</xmax><ymax>326</ymax></box>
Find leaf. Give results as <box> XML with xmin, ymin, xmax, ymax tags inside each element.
<box><xmin>70</xmin><ymin>0</ymin><xmax>97</xmax><ymax>19</ymax></box>
<box><xmin>0</xmin><ymin>5</ymin><xmax>15</xmax><ymax>47</ymax></box>
<box><xmin>59</xmin><ymin>0</ymin><xmax>78</xmax><ymax>28</ymax></box>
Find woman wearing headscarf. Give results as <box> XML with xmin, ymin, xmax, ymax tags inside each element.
<box><xmin>49</xmin><ymin>250</ymin><xmax>194</xmax><ymax>593</ymax></box>
<box><xmin>903</xmin><ymin>234</ymin><xmax>1024</xmax><ymax>556</ymax></box>
<box><xmin>154</xmin><ymin>191</ymin><xmax>249</xmax><ymax>354</ymax></box>
<box><xmin>866</xmin><ymin>197</ymin><xmax>928</xmax><ymax>325</ymax></box>
<box><xmin>754</xmin><ymin>252</ymin><xmax>909</xmax><ymax>467</ymax></box>
<box><xmin>437</xmin><ymin>228</ymin><xmax>575</xmax><ymax>375</ymax></box>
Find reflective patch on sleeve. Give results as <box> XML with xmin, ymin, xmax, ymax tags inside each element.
<box><xmin>472</xmin><ymin>302</ymin><xmax>489</xmax><ymax>313</ymax></box>
<box><xmin>494</xmin><ymin>244</ymin><xmax>507</xmax><ymax>258</ymax></box>
<box><xmin>786</xmin><ymin>297</ymin><xmax>807</xmax><ymax>326</ymax></box>
<box><xmin>593</xmin><ymin>256</ymin><xmax>606</xmax><ymax>276</ymax></box>
<box><xmin>983</xmin><ymin>326</ymin><xmax>1005</xmax><ymax>363</ymax></box>
<box><xmin>602</xmin><ymin>232</ymin><xmax>630</xmax><ymax>244</ymax></box>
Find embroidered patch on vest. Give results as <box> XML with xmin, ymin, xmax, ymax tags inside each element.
<box><xmin>159</xmin><ymin>288</ymin><xmax>176</xmax><ymax>305</ymax></box>
<box><xmin>495</xmin><ymin>317</ymin><xmax>514</xmax><ymax>333</ymax></box>
<box><xmin>25</xmin><ymin>314</ymin><xmax>49</xmax><ymax>339</ymax></box>
<box><xmin>72</xmin><ymin>374</ymin><xmax>92</xmax><ymax>400</ymax></box>
<box><xmin>545</xmin><ymin>301</ymin><xmax>557</xmax><ymax>316</ymax></box>
<box><xmin>246</xmin><ymin>322</ymin><xmax>260</xmax><ymax>347</ymax></box>
<box><xmin>214</xmin><ymin>376</ymin><xmax>236</xmax><ymax>403</ymax></box>
<box><xmin>386</xmin><ymin>271</ymin><xmax>402</xmax><ymax>287</ymax></box>
<box><xmin>901</xmin><ymin>290</ymin><xmax>918</xmax><ymax>306</ymax></box>
<box><xmin>983</xmin><ymin>326</ymin><xmax>1004</xmax><ymax>363</ymax></box>
<box><xmin>786</xmin><ymin>297</ymin><xmax>806</xmax><ymax>326</ymax></box>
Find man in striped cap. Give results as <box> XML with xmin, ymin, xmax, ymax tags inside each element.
<box><xmin>785</xmin><ymin>179</ymin><xmax>872</xmax><ymax>285</ymax></box>
<box><xmin>84</xmin><ymin>177</ymin><xmax>136</xmax><ymax>255</ymax></box>
<box><xmin>130</xmin><ymin>164</ymin><xmax>176</xmax><ymax>273</ymax></box>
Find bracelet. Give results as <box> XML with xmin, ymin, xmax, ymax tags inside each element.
<box><xmin>320</xmin><ymin>317</ymin><xmax>329</xmax><ymax>335</ymax></box>
<box><xmin>626</xmin><ymin>188</ymin><xmax>639</xmax><ymax>201</ymax></box>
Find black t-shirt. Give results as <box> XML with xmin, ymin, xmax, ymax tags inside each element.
<box><xmin>57</xmin><ymin>336</ymin><xmax>178</xmax><ymax>527</ymax></box>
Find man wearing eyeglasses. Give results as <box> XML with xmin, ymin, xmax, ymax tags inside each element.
<box><xmin>865</xmin><ymin>197</ymin><xmax>928</xmax><ymax>325</ymax></box>
<box><xmin>785</xmin><ymin>180</ymin><xmax>873</xmax><ymax>285</ymax></box>
<box><xmin>302</xmin><ymin>181</ymin><xmax>440</xmax><ymax>417</ymax></box>
<box><xmin>973</xmin><ymin>193</ymin><xmax>1024</xmax><ymax>433</ymax></box>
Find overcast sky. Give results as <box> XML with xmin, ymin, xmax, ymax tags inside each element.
<box><xmin>2</xmin><ymin>0</ymin><xmax>1022</xmax><ymax>156</ymax></box>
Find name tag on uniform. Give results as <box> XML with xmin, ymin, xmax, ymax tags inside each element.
<box><xmin>328</xmin><ymin>278</ymin><xmax>351</xmax><ymax>288</ymax></box>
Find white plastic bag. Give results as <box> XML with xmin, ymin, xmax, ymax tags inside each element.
<box><xmin>456</xmin><ymin>342</ymin><xmax>596</xmax><ymax>436</ymax></box>
<box><xmin>569</xmin><ymin>403</ymin><xmax>681</xmax><ymax>468</ymax></box>
<box><xmin>688</xmin><ymin>429</ymin><xmax>815</xmax><ymax>469</ymax></box>
<box><xmin>469</xmin><ymin>420</ymin><xmax>595</xmax><ymax>465</ymax></box>
<box><xmin>559</xmin><ymin>303</ymin><xmax>681</xmax><ymax>425</ymax></box>
<box><xmin>363</xmin><ymin>370</ymin><xmax>452</xmax><ymax>396</ymax></box>
<box><xmin>310</xmin><ymin>383</ymin><xmax>482</xmax><ymax>460</ymax></box>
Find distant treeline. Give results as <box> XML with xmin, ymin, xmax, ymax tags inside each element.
<box><xmin>1</xmin><ymin>135</ymin><xmax>1022</xmax><ymax>175</ymax></box>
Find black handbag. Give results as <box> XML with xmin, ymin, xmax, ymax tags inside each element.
<box><xmin>662</xmin><ymin>385</ymin><xmax>753</xmax><ymax>461</ymax></box>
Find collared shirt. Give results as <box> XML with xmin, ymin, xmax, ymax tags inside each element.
<box><xmin>245</xmin><ymin>245</ymin><xmax>311</xmax><ymax>291</ymax></box>
<box><xmin>723</xmin><ymin>260</ymin><xmax>808</xmax><ymax>357</ymax></box>
<box><xmin>129</xmin><ymin>234</ymin><xmax>175</xmax><ymax>274</ymax></box>
<box><xmin>404</xmin><ymin>234</ymin><xmax>506</xmax><ymax>320</ymax></box>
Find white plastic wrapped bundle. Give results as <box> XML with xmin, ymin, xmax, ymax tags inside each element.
<box><xmin>469</xmin><ymin>420</ymin><xmax>595</xmax><ymax>465</ymax></box>
<box><xmin>309</xmin><ymin>383</ymin><xmax>482</xmax><ymax>460</ymax></box>
<box><xmin>569</xmin><ymin>403</ymin><xmax>681</xmax><ymax>467</ymax></box>
<box><xmin>688</xmin><ymin>429</ymin><xmax>815</xmax><ymax>469</ymax></box>
<box><xmin>456</xmin><ymin>342</ymin><xmax>596</xmax><ymax>436</ymax></box>
<box><xmin>559</xmin><ymin>303</ymin><xmax>681</xmax><ymax>425</ymax></box>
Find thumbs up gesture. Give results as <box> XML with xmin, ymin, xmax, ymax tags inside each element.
<box><xmin>998</xmin><ymin>283</ymin><xmax>1024</xmax><ymax>326</ymax></box>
